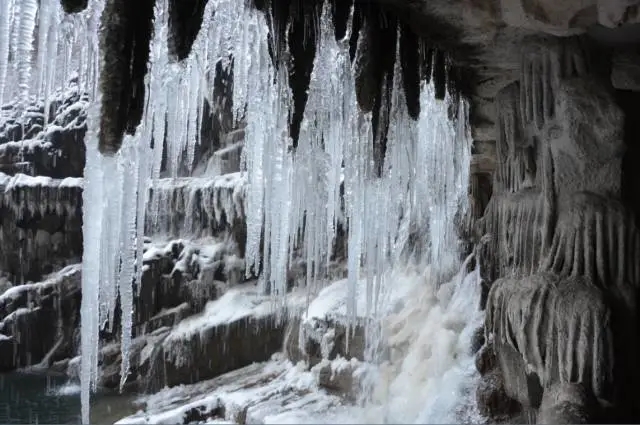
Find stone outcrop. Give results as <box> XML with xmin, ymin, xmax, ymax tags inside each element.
<box><xmin>474</xmin><ymin>35</ymin><xmax>640</xmax><ymax>423</ymax></box>
<box><xmin>0</xmin><ymin>84</ymin><xmax>87</xmax><ymax>283</ymax></box>
<box><xmin>0</xmin><ymin>265</ymin><xmax>81</xmax><ymax>371</ymax></box>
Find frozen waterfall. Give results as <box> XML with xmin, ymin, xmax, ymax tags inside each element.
<box><xmin>0</xmin><ymin>0</ymin><xmax>474</xmax><ymax>423</ymax></box>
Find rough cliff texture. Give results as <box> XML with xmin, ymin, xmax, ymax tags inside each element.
<box><xmin>0</xmin><ymin>0</ymin><xmax>639</xmax><ymax>423</ymax></box>
<box><xmin>422</xmin><ymin>5</ymin><xmax>640</xmax><ymax>423</ymax></box>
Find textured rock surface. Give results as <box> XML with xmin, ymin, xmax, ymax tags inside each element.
<box><xmin>537</xmin><ymin>382</ymin><xmax>597</xmax><ymax>424</ymax></box>
<box><xmin>0</xmin><ymin>84</ymin><xmax>87</xmax><ymax>283</ymax></box>
<box><xmin>475</xmin><ymin>32</ymin><xmax>640</xmax><ymax>423</ymax></box>
<box><xmin>0</xmin><ymin>265</ymin><xmax>81</xmax><ymax>371</ymax></box>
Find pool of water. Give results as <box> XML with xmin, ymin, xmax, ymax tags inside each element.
<box><xmin>0</xmin><ymin>371</ymin><xmax>138</xmax><ymax>424</ymax></box>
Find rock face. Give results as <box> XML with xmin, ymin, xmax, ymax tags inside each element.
<box><xmin>0</xmin><ymin>265</ymin><xmax>81</xmax><ymax>371</ymax></box>
<box><xmin>0</xmin><ymin>84</ymin><xmax>87</xmax><ymax>283</ymax></box>
<box><xmin>473</xmin><ymin>35</ymin><xmax>640</xmax><ymax>423</ymax></box>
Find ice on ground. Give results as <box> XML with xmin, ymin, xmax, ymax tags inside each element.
<box><xmin>116</xmin><ymin>354</ymin><xmax>348</xmax><ymax>425</ymax></box>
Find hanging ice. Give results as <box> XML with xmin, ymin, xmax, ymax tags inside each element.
<box><xmin>16</xmin><ymin>0</ymin><xmax>37</xmax><ymax>109</ymax></box>
<box><xmin>0</xmin><ymin>0</ymin><xmax>472</xmax><ymax>421</ymax></box>
<box><xmin>0</xmin><ymin>0</ymin><xmax>13</xmax><ymax>107</ymax></box>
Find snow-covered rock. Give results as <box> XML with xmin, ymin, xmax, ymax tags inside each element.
<box><xmin>0</xmin><ymin>171</ymin><xmax>83</xmax><ymax>282</ymax></box>
<box><xmin>116</xmin><ymin>354</ymin><xmax>351</xmax><ymax>425</ymax></box>
<box><xmin>0</xmin><ymin>265</ymin><xmax>81</xmax><ymax>371</ymax></box>
<box><xmin>0</xmin><ymin>83</ymin><xmax>87</xmax><ymax>178</ymax></box>
<box><xmin>144</xmin><ymin>284</ymin><xmax>306</xmax><ymax>391</ymax></box>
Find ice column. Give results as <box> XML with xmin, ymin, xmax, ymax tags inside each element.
<box><xmin>0</xmin><ymin>0</ymin><xmax>13</xmax><ymax>107</ymax></box>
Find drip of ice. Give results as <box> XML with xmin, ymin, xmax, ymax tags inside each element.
<box><xmin>0</xmin><ymin>0</ymin><xmax>13</xmax><ymax>107</ymax></box>
<box><xmin>0</xmin><ymin>0</ymin><xmax>101</xmax><ymax>115</ymax></box>
<box><xmin>80</xmin><ymin>0</ymin><xmax>288</xmax><ymax>421</ymax></box>
<box><xmin>0</xmin><ymin>0</ymin><xmax>474</xmax><ymax>422</ymax></box>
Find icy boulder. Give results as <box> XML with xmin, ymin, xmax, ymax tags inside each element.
<box><xmin>134</xmin><ymin>238</ymin><xmax>245</xmax><ymax>333</ymax></box>
<box><xmin>88</xmin><ymin>237</ymin><xmax>246</xmax><ymax>391</ymax></box>
<box><xmin>287</xmin><ymin>278</ymin><xmax>371</xmax><ymax>368</ymax></box>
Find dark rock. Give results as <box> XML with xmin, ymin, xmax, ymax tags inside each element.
<box><xmin>611</xmin><ymin>49</ymin><xmax>640</xmax><ymax>91</ymax></box>
<box><xmin>0</xmin><ymin>184</ymin><xmax>83</xmax><ymax>283</ymax></box>
<box><xmin>142</xmin><ymin>303</ymin><xmax>192</xmax><ymax>335</ymax></box>
<box><xmin>167</xmin><ymin>0</ymin><xmax>209</xmax><ymax>62</ymax></box>
<box><xmin>476</xmin><ymin>369</ymin><xmax>522</xmax><ymax>421</ymax></box>
<box><xmin>537</xmin><ymin>383</ymin><xmax>598</xmax><ymax>424</ymax></box>
<box><xmin>0</xmin><ymin>266</ymin><xmax>81</xmax><ymax>370</ymax></box>
<box><xmin>60</xmin><ymin>0</ymin><xmax>88</xmax><ymax>14</ymax></box>
<box><xmin>98</xmin><ymin>0</ymin><xmax>155</xmax><ymax>154</ymax></box>
<box><xmin>475</xmin><ymin>340</ymin><xmax>497</xmax><ymax>376</ymax></box>
<box><xmin>147</xmin><ymin>314</ymin><xmax>287</xmax><ymax>391</ymax></box>
<box><xmin>470</xmin><ymin>326</ymin><xmax>485</xmax><ymax>354</ymax></box>
<box><xmin>179</xmin><ymin>279</ymin><xmax>221</xmax><ymax>314</ymax></box>
<box><xmin>98</xmin><ymin>337</ymin><xmax>149</xmax><ymax>391</ymax></box>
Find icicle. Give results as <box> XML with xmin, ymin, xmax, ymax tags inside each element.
<box><xmin>34</xmin><ymin>0</ymin><xmax>54</xmax><ymax>100</ymax></box>
<box><xmin>80</xmin><ymin>101</ymin><xmax>104</xmax><ymax>425</ymax></box>
<box><xmin>0</xmin><ymin>0</ymin><xmax>13</xmax><ymax>107</ymax></box>
<box><xmin>117</xmin><ymin>136</ymin><xmax>139</xmax><ymax>391</ymax></box>
<box><xmin>16</xmin><ymin>0</ymin><xmax>38</xmax><ymax>109</ymax></box>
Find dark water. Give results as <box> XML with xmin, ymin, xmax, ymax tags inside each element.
<box><xmin>0</xmin><ymin>372</ymin><xmax>138</xmax><ymax>424</ymax></box>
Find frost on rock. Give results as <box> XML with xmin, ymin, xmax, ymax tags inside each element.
<box><xmin>0</xmin><ymin>80</ymin><xmax>89</xmax><ymax>178</ymax></box>
<box><xmin>0</xmin><ymin>264</ymin><xmax>81</xmax><ymax>370</ymax></box>
<box><xmin>0</xmin><ymin>171</ymin><xmax>83</xmax><ymax>282</ymax></box>
<box><xmin>486</xmin><ymin>272</ymin><xmax>614</xmax><ymax>403</ymax></box>
<box><xmin>146</xmin><ymin>173</ymin><xmax>247</xmax><ymax>239</ymax></box>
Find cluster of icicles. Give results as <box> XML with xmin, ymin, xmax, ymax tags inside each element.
<box><xmin>0</xmin><ymin>0</ymin><xmax>472</xmax><ymax>423</ymax></box>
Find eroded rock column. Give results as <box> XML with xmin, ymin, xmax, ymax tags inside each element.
<box><xmin>477</xmin><ymin>35</ymin><xmax>640</xmax><ymax>423</ymax></box>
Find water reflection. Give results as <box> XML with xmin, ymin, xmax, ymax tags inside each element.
<box><xmin>0</xmin><ymin>372</ymin><xmax>137</xmax><ymax>424</ymax></box>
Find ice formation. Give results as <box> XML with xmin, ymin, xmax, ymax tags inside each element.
<box><xmin>0</xmin><ymin>0</ymin><xmax>472</xmax><ymax>422</ymax></box>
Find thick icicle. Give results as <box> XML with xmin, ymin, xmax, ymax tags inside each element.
<box><xmin>80</xmin><ymin>101</ymin><xmax>105</xmax><ymax>425</ymax></box>
<box><xmin>72</xmin><ymin>0</ymin><xmax>472</xmax><ymax>421</ymax></box>
<box><xmin>0</xmin><ymin>0</ymin><xmax>13</xmax><ymax>107</ymax></box>
<box><xmin>16</xmin><ymin>0</ymin><xmax>38</xmax><ymax>109</ymax></box>
<box><xmin>34</xmin><ymin>0</ymin><xmax>55</xmax><ymax>100</ymax></box>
